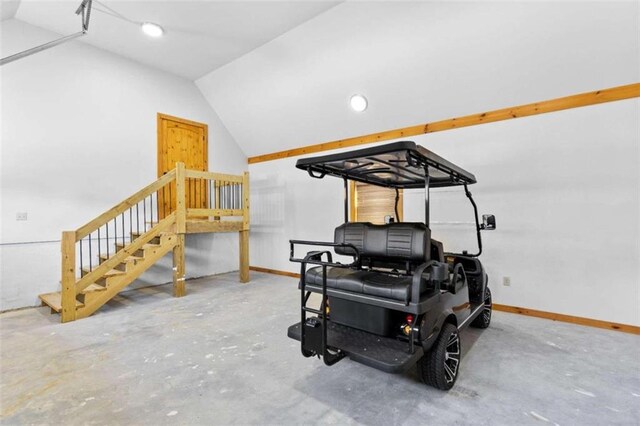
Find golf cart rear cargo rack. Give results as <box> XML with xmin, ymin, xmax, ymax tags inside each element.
<box><xmin>289</xmin><ymin>240</ymin><xmax>361</xmax><ymax>366</ymax></box>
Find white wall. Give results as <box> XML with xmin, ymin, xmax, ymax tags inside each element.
<box><xmin>197</xmin><ymin>1</ymin><xmax>639</xmax><ymax>157</ymax></box>
<box><xmin>0</xmin><ymin>19</ymin><xmax>247</xmax><ymax>311</ymax></box>
<box><xmin>223</xmin><ymin>0</ymin><xmax>639</xmax><ymax>326</ymax></box>
<box><xmin>249</xmin><ymin>99</ymin><xmax>640</xmax><ymax>326</ymax></box>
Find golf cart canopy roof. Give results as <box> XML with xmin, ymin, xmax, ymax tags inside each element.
<box><xmin>296</xmin><ymin>141</ymin><xmax>477</xmax><ymax>189</ymax></box>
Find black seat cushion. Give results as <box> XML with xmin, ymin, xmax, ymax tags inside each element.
<box><xmin>305</xmin><ymin>266</ymin><xmax>429</xmax><ymax>304</ymax></box>
<box><xmin>334</xmin><ymin>222</ymin><xmax>430</xmax><ymax>266</ymax></box>
<box><xmin>305</xmin><ymin>267</ymin><xmax>369</xmax><ymax>293</ymax></box>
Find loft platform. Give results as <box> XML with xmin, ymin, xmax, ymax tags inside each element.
<box><xmin>295</xmin><ymin>141</ymin><xmax>476</xmax><ymax>188</ymax></box>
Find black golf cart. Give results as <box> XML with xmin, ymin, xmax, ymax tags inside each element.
<box><xmin>287</xmin><ymin>141</ymin><xmax>495</xmax><ymax>390</ymax></box>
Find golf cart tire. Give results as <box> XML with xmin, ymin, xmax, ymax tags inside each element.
<box><xmin>418</xmin><ymin>322</ymin><xmax>460</xmax><ymax>390</ymax></box>
<box><xmin>470</xmin><ymin>287</ymin><xmax>492</xmax><ymax>329</ymax></box>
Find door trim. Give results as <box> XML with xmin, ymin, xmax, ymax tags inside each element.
<box><xmin>157</xmin><ymin>113</ymin><xmax>209</xmax><ymax>177</ymax></box>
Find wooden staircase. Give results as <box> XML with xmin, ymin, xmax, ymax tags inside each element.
<box><xmin>39</xmin><ymin>163</ymin><xmax>250</xmax><ymax>322</ymax></box>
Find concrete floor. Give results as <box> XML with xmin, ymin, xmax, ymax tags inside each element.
<box><xmin>1</xmin><ymin>272</ymin><xmax>639</xmax><ymax>425</ymax></box>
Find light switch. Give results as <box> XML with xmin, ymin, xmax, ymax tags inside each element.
<box><xmin>16</xmin><ymin>212</ymin><xmax>28</xmax><ymax>221</ymax></box>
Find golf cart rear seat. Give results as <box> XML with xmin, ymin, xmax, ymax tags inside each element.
<box><xmin>305</xmin><ymin>222</ymin><xmax>435</xmax><ymax>304</ymax></box>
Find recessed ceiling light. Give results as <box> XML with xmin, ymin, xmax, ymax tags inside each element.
<box><xmin>141</xmin><ymin>22</ymin><xmax>164</xmax><ymax>38</ymax></box>
<box><xmin>350</xmin><ymin>94</ymin><xmax>368</xmax><ymax>112</ymax></box>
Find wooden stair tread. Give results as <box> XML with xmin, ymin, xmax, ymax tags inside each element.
<box><xmin>99</xmin><ymin>253</ymin><xmax>142</xmax><ymax>262</ymax></box>
<box><xmin>83</xmin><ymin>283</ymin><xmax>107</xmax><ymax>293</ymax></box>
<box><xmin>39</xmin><ymin>292</ymin><xmax>83</xmax><ymax>312</ymax></box>
<box><xmin>82</xmin><ymin>268</ymin><xmax>126</xmax><ymax>277</ymax></box>
<box><xmin>131</xmin><ymin>231</ymin><xmax>172</xmax><ymax>237</ymax></box>
<box><xmin>115</xmin><ymin>243</ymin><xmax>161</xmax><ymax>250</ymax></box>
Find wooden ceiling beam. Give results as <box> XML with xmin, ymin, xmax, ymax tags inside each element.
<box><xmin>248</xmin><ymin>82</ymin><xmax>640</xmax><ymax>164</ymax></box>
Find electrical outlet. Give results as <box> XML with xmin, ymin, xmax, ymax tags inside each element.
<box><xmin>16</xmin><ymin>212</ymin><xmax>28</xmax><ymax>221</ymax></box>
<box><xmin>503</xmin><ymin>276</ymin><xmax>511</xmax><ymax>287</ymax></box>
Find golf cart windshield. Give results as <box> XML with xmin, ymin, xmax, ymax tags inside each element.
<box><xmin>295</xmin><ymin>141</ymin><xmax>476</xmax><ymax>189</ymax></box>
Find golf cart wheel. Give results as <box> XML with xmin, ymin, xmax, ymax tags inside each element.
<box><xmin>470</xmin><ymin>287</ymin><xmax>492</xmax><ymax>329</ymax></box>
<box><xmin>417</xmin><ymin>323</ymin><xmax>461</xmax><ymax>390</ymax></box>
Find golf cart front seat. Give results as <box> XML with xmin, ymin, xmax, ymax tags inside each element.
<box><xmin>304</xmin><ymin>222</ymin><xmax>433</xmax><ymax>304</ymax></box>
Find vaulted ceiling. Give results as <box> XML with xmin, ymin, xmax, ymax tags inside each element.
<box><xmin>196</xmin><ymin>1</ymin><xmax>639</xmax><ymax>157</ymax></box>
<box><xmin>5</xmin><ymin>1</ymin><xmax>638</xmax><ymax>159</ymax></box>
<box><xmin>12</xmin><ymin>0</ymin><xmax>340</xmax><ymax>79</ymax></box>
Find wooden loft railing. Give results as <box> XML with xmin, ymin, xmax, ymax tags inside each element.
<box><xmin>43</xmin><ymin>162</ymin><xmax>250</xmax><ymax>323</ymax></box>
<box><xmin>182</xmin><ymin>168</ymin><xmax>250</xmax><ymax>233</ymax></box>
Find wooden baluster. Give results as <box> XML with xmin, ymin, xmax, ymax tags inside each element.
<box><xmin>214</xmin><ymin>180</ymin><xmax>220</xmax><ymax>220</ymax></box>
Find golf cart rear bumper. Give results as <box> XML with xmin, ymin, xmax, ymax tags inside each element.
<box><xmin>287</xmin><ymin>321</ymin><xmax>424</xmax><ymax>374</ymax></box>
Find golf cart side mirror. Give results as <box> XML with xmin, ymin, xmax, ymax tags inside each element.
<box><xmin>482</xmin><ymin>214</ymin><xmax>496</xmax><ymax>230</ymax></box>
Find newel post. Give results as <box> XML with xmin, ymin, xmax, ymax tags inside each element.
<box><xmin>175</xmin><ymin>162</ymin><xmax>187</xmax><ymax>234</ymax></box>
<box><xmin>61</xmin><ymin>231</ymin><xmax>77</xmax><ymax>323</ymax></box>
<box><xmin>173</xmin><ymin>162</ymin><xmax>187</xmax><ymax>297</ymax></box>
<box><xmin>239</xmin><ymin>171</ymin><xmax>250</xmax><ymax>283</ymax></box>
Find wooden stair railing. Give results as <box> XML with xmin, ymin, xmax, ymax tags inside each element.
<box><xmin>40</xmin><ymin>162</ymin><xmax>250</xmax><ymax>323</ymax></box>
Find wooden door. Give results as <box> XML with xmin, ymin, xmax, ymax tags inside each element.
<box><xmin>351</xmin><ymin>182</ymin><xmax>403</xmax><ymax>224</ymax></box>
<box><xmin>157</xmin><ymin>113</ymin><xmax>208</xmax><ymax>217</ymax></box>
